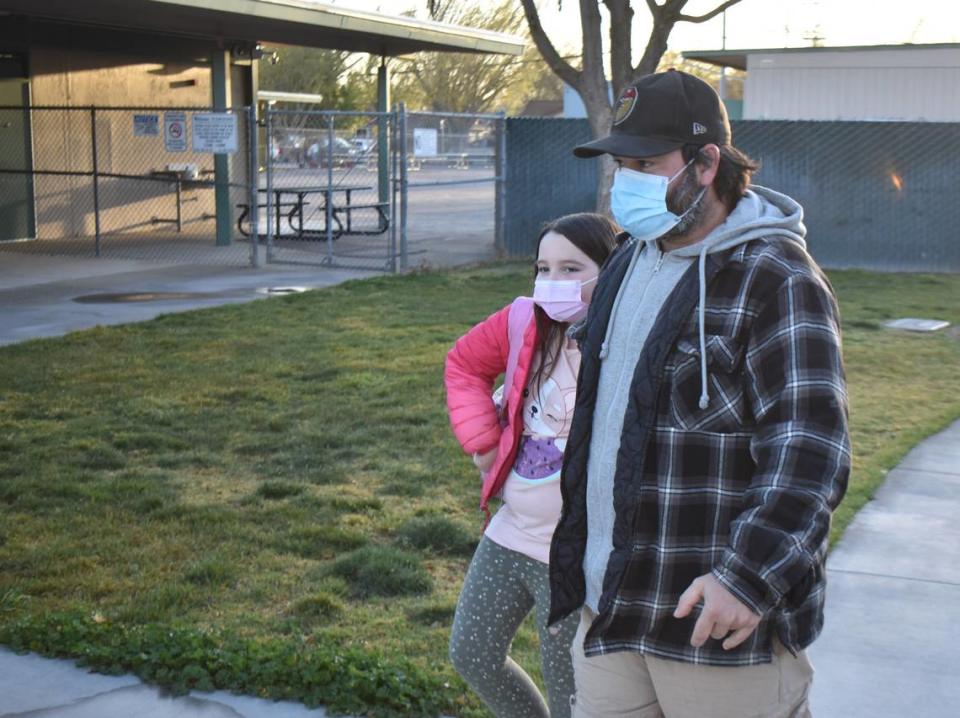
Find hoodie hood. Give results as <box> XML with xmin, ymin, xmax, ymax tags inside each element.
<box><xmin>601</xmin><ymin>185</ymin><xmax>807</xmax><ymax>412</ymax></box>
<box><xmin>655</xmin><ymin>184</ymin><xmax>807</xmax><ymax>259</ymax></box>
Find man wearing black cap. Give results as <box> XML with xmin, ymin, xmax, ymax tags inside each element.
<box><xmin>547</xmin><ymin>70</ymin><xmax>850</xmax><ymax>717</ymax></box>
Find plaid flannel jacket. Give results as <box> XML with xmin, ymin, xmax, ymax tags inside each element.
<box><xmin>548</xmin><ymin>233</ymin><xmax>850</xmax><ymax>666</ymax></box>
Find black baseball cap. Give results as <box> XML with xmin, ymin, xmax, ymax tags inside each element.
<box><xmin>573</xmin><ymin>69</ymin><xmax>731</xmax><ymax>159</ymax></box>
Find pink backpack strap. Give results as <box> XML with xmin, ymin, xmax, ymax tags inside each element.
<box><xmin>502</xmin><ymin>297</ymin><xmax>534</xmax><ymax>401</ymax></box>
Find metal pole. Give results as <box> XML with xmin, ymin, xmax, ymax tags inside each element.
<box><xmin>325</xmin><ymin>114</ymin><xmax>334</xmax><ymax>264</ymax></box>
<box><xmin>494</xmin><ymin>111</ymin><xmax>506</xmax><ymax>255</ymax></box>
<box><xmin>175</xmin><ymin>177</ymin><xmax>182</xmax><ymax>232</ymax></box>
<box><xmin>388</xmin><ymin>107</ymin><xmax>398</xmax><ymax>273</ymax></box>
<box><xmin>265</xmin><ymin>108</ymin><xmax>274</xmax><ymax>262</ymax></box>
<box><xmin>399</xmin><ymin>102</ymin><xmax>408</xmax><ymax>271</ymax></box>
<box><xmin>248</xmin><ymin>105</ymin><xmax>260</xmax><ymax>267</ymax></box>
<box><xmin>377</xmin><ymin>58</ymin><xmax>391</xmax><ymax>228</ymax></box>
<box><xmin>90</xmin><ymin>107</ymin><xmax>101</xmax><ymax>257</ymax></box>
<box><xmin>212</xmin><ymin>50</ymin><xmax>232</xmax><ymax>247</ymax></box>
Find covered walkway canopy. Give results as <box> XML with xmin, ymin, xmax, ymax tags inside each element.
<box><xmin>0</xmin><ymin>0</ymin><xmax>523</xmax><ymax>246</ymax></box>
<box><xmin>0</xmin><ymin>0</ymin><xmax>525</xmax><ymax>57</ymax></box>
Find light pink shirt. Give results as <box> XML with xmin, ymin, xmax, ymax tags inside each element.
<box><xmin>485</xmin><ymin>343</ymin><xmax>580</xmax><ymax>563</ymax></box>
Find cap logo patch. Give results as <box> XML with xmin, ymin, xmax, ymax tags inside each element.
<box><xmin>613</xmin><ymin>87</ymin><xmax>638</xmax><ymax>125</ymax></box>
<box><xmin>692</xmin><ymin>122</ymin><xmax>708</xmax><ymax>136</ymax></box>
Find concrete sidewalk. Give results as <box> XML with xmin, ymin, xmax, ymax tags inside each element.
<box><xmin>0</xmin><ymin>252</ymin><xmax>375</xmax><ymax>347</ymax></box>
<box><xmin>808</xmin><ymin>418</ymin><xmax>960</xmax><ymax>716</ymax></box>
<box><xmin>1</xmin><ymin>419</ymin><xmax>957</xmax><ymax>717</ymax></box>
<box><xmin>0</xmin><ymin>648</ymin><xmax>331</xmax><ymax>717</ymax></box>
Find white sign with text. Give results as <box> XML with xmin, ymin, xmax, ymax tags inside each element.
<box><xmin>413</xmin><ymin>128</ymin><xmax>438</xmax><ymax>157</ymax></box>
<box><xmin>192</xmin><ymin>113</ymin><xmax>238</xmax><ymax>154</ymax></box>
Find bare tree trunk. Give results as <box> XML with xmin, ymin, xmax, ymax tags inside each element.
<box><xmin>605</xmin><ymin>0</ymin><xmax>634</xmax><ymax>97</ymax></box>
<box><xmin>576</xmin><ymin>0</ymin><xmax>616</xmax><ymax>213</ymax></box>
<box><xmin>584</xmin><ymin>102</ymin><xmax>614</xmax><ymax>213</ymax></box>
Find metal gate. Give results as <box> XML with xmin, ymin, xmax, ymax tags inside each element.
<box><xmin>260</xmin><ymin>105</ymin><xmax>506</xmax><ymax>272</ymax></box>
<box><xmin>260</xmin><ymin>107</ymin><xmax>396</xmax><ymax>272</ymax></box>
<box><xmin>397</xmin><ymin>106</ymin><xmax>505</xmax><ymax>271</ymax></box>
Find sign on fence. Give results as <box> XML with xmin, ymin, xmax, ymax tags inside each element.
<box><xmin>193</xmin><ymin>113</ymin><xmax>238</xmax><ymax>154</ymax></box>
<box><xmin>164</xmin><ymin>112</ymin><xmax>187</xmax><ymax>152</ymax></box>
<box><xmin>413</xmin><ymin>128</ymin><xmax>437</xmax><ymax>157</ymax></box>
<box><xmin>133</xmin><ymin>114</ymin><xmax>159</xmax><ymax>137</ymax></box>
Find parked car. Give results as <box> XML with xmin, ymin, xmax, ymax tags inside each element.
<box><xmin>350</xmin><ymin>137</ymin><xmax>376</xmax><ymax>154</ymax></box>
<box><xmin>304</xmin><ymin>136</ymin><xmax>353</xmax><ymax>167</ymax></box>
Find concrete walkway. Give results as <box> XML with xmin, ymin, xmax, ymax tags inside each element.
<box><xmin>807</xmin><ymin>418</ymin><xmax>960</xmax><ymax>717</ymax></box>
<box><xmin>0</xmin><ymin>252</ymin><xmax>375</xmax><ymax>347</ymax></box>
<box><xmin>0</xmin><ymin>648</ymin><xmax>330</xmax><ymax>717</ymax></box>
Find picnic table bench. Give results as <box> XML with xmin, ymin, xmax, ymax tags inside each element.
<box><xmin>236</xmin><ymin>185</ymin><xmax>388</xmax><ymax>240</ymax></box>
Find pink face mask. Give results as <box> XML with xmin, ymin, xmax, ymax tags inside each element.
<box><xmin>533</xmin><ymin>276</ymin><xmax>597</xmax><ymax>323</ymax></box>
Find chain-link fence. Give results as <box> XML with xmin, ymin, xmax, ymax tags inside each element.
<box><xmin>398</xmin><ymin>107</ymin><xmax>505</xmax><ymax>270</ymax></box>
<box><xmin>503</xmin><ymin>117</ymin><xmax>960</xmax><ymax>272</ymax></box>
<box><xmin>733</xmin><ymin>120</ymin><xmax>960</xmax><ymax>272</ymax></box>
<box><xmin>502</xmin><ymin>117</ymin><xmax>597</xmax><ymax>257</ymax></box>
<box><xmin>259</xmin><ymin>106</ymin><xmax>505</xmax><ymax>272</ymax></box>
<box><xmin>1</xmin><ymin>103</ymin><xmax>506</xmax><ymax>273</ymax></box>
<box><xmin>260</xmin><ymin>108</ymin><xmax>395</xmax><ymax>271</ymax></box>
<box><xmin>0</xmin><ymin>105</ymin><xmax>257</xmax><ymax>266</ymax></box>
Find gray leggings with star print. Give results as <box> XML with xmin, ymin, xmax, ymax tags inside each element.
<box><xmin>449</xmin><ymin>536</ymin><xmax>578</xmax><ymax>718</ymax></box>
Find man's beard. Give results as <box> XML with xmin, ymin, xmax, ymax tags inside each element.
<box><xmin>663</xmin><ymin>166</ymin><xmax>707</xmax><ymax>238</ymax></box>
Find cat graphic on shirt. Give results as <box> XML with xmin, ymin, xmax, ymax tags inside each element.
<box><xmin>512</xmin><ymin>377</ymin><xmax>576</xmax><ymax>482</ymax></box>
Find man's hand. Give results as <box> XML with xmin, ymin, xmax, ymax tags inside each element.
<box><xmin>472</xmin><ymin>448</ymin><xmax>498</xmax><ymax>474</ymax></box>
<box><xmin>674</xmin><ymin>573</ymin><xmax>761</xmax><ymax>650</ymax></box>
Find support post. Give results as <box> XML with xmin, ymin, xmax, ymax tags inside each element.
<box><xmin>388</xmin><ymin>106</ymin><xmax>398</xmax><ymax>273</ymax></box>
<box><xmin>248</xmin><ymin>105</ymin><xmax>260</xmax><ymax>267</ymax></box>
<box><xmin>212</xmin><ymin>50</ymin><xmax>232</xmax><ymax>246</ymax></box>
<box><xmin>377</xmin><ymin>58</ymin><xmax>390</xmax><ymax>227</ymax></box>
<box><xmin>325</xmin><ymin>115</ymin><xmax>335</xmax><ymax>262</ymax></box>
<box><xmin>494</xmin><ymin>111</ymin><xmax>506</xmax><ymax>255</ymax></box>
<box><xmin>399</xmin><ymin>102</ymin><xmax>408</xmax><ymax>271</ymax></box>
<box><xmin>265</xmin><ymin>108</ymin><xmax>275</xmax><ymax>262</ymax></box>
<box><xmin>90</xmin><ymin>107</ymin><xmax>102</xmax><ymax>257</ymax></box>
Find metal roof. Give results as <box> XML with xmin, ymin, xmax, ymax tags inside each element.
<box><xmin>684</xmin><ymin>42</ymin><xmax>960</xmax><ymax>71</ymax></box>
<box><xmin>258</xmin><ymin>90</ymin><xmax>325</xmax><ymax>103</ymax></box>
<box><xmin>0</xmin><ymin>0</ymin><xmax>525</xmax><ymax>56</ymax></box>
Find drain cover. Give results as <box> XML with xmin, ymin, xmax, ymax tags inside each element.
<box><xmin>883</xmin><ymin>318</ymin><xmax>951</xmax><ymax>332</ymax></box>
<box><xmin>256</xmin><ymin>286</ymin><xmax>309</xmax><ymax>295</ymax></box>
<box><xmin>73</xmin><ymin>291</ymin><xmax>220</xmax><ymax>304</ymax></box>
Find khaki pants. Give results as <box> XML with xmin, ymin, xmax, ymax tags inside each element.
<box><xmin>570</xmin><ymin>609</ymin><xmax>814</xmax><ymax>718</ymax></box>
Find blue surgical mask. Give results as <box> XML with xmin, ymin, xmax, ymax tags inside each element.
<box><xmin>610</xmin><ymin>159</ymin><xmax>703</xmax><ymax>242</ymax></box>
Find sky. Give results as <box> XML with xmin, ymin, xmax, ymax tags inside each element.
<box><xmin>321</xmin><ymin>0</ymin><xmax>960</xmax><ymax>56</ymax></box>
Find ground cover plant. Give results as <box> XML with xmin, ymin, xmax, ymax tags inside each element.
<box><xmin>0</xmin><ymin>264</ymin><xmax>958</xmax><ymax>716</ymax></box>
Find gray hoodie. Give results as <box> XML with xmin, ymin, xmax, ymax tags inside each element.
<box><xmin>583</xmin><ymin>186</ymin><xmax>807</xmax><ymax>612</ymax></box>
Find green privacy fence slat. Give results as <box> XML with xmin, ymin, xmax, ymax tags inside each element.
<box><xmin>503</xmin><ymin>117</ymin><xmax>596</xmax><ymax>257</ymax></box>
<box><xmin>504</xmin><ymin>117</ymin><xmax>960</xmax><ymax>272</ymax></box>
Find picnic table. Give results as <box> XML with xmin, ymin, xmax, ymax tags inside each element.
<box><xmin>149</xmin><ymin>168</ymin><xmax>209</xmax><ymax>232</ymax></box>
<box><xmin>236</xmin><ymin>185</ymin><xmax>388</xmax><ymax>240</ymax></box>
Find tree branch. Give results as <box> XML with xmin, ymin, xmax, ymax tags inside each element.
<box><xmin>604</xmin><ymin>0</ymin><xmax>635</xmax><ymax>96</ymax></box>
<box><xmin>519</xmin><ymin>0</ymin><xmax>582</xmax><ymax>91</ymax></box>
<box><xmin>578</xmin><ymin>0</ymin><xmax>607</xmax><ymax>97</ymax></box>
<box><xmin>677</xmin><ymin>0</ymin><xmax>743</xmax><ymax>24</ymax></box>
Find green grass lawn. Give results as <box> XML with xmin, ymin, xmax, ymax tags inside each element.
<box><xmin>1</xmin><ymin>265</ymin><xmax>958</xmax><ymax>716</ymax></box>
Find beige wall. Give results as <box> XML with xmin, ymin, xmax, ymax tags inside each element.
<box><xmin>27</xmin><ymin>46</ymin><xmax>250</xmax><ymax>240</ymax></box>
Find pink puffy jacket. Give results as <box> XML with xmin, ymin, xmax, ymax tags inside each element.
<box><xmin>444</xmin><ymin>298</ymin><xmax>538</xmax><ymax>518</ymax></box>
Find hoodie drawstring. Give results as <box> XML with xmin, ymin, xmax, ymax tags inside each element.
<box><xmin>697</xmin><ymin>245</ymin><xmax>710</xmax><ymax>410</ymax></box>
<box><xmin>599</xmin><ymin>237</ymin><xmax>640</xmax><ymax>360</ymax></box>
